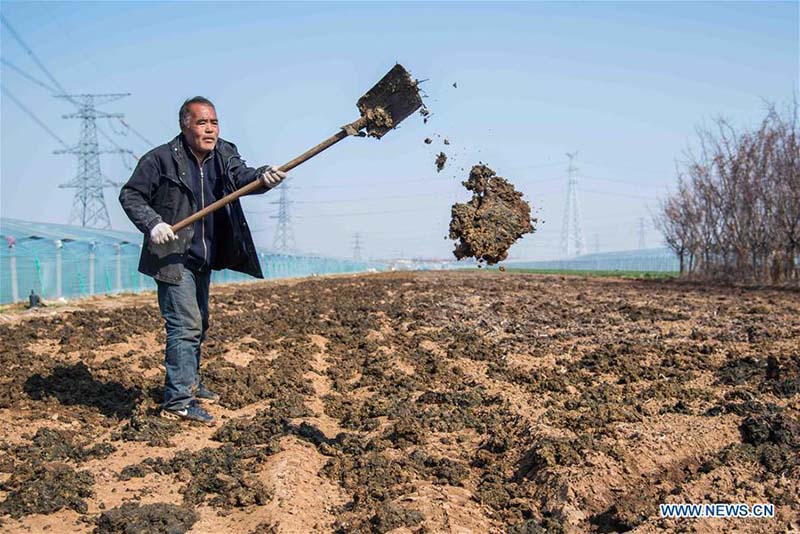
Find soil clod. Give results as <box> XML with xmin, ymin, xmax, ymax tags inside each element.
<box><xmin>94</xmin><ymin>502</ymin><xmax>198</xmax><ymax>534</ymax></box>
<box><xmin>448</xmin><ymin>164</ymin><xmax>535</xmax><ymax>264</ymax></box>
<box><xmin>0</xmin><ymin>463</ymin><xmax>94</xmax><ymax>518</ymax></box>
<box><xmin>435</xmin><ymin>152</ymin><xmax>447</xmax><ymax>172</ymax></box>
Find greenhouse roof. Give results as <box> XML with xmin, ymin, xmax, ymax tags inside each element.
<box><xmin>1</xmin><ymin>218</ymin><xmax>141</xmax><ymax>247</ymax></box>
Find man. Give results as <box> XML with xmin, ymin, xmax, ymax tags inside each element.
<box><xmin>119</xmin><ymin>96</ymin><xmax>286</xmax><ymax>425</ymax></box>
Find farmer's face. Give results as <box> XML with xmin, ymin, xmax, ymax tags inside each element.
<box><xmin>181</xmin><ymin>103</ymin><xmax>219</xmax><ymax>159</ymax></box>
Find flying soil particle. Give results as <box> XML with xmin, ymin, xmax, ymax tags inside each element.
<box><xmin>448</xmin><ymin>164</ymin><xmax>536</xmax><ymax>264</ymax></box>
<box><xmin>444</xmin><ymin>139</ymin><xmax>450</xmax><ymax>145</ymax></box>
<box><xmin>435</xmin><ymin>152</ymin><xmax>447</xmax><ymax>172</ymax></box>
<box><xmin>94</xmin><ymin>503</ymin><xmax>198</xmax><ymax>534</ymax></box>
<box><xmin>424</xmin><ymin>138</ymin><xmax>433</xmax><ymax>144</ymax></box>
<box><xmin>420</xmin><ymin>107</ymin><xmax>432</xmax><ymax>124</ymax></box>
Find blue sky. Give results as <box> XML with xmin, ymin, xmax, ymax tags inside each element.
<box><xmin>1</xmin><ymin>1</ymin><xmax>797</xmax><ymax>260</ymax></box>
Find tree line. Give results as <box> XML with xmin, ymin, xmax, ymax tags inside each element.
<box><xmin>656</xmin><ymin>100</ymin><xmax>799</xmax><ymax>284</ymax></box>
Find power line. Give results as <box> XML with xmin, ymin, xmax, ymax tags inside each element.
<box><xmin>1</xmin><ymin>14</ymin><xmax>69</xmax><ymax>96</ymax></box>
<box><xmin>0</xmin><ymin>83</ymin><xmax>68</xmax><ymax>147</ymax></box>
<box><xmin>1</xmin><ymin>15</ymin><xmax>144</xmax><ymax>162</ymax></box>
<box><xmin>293</xmin><ymin>191</ymin><xmax>461</xmax><ymax>205</ymax></box>
<box><xmin>249</xmin><ymin>205</ymin><xmax>445</xmax><ymax>231</ymax></box>
<box><xmin>290</xmin><ymin>176</ymin><xmax>450</xmax><ymax>191</ymax></box>
<box><xmin>578</xmin><ymin>174</ymin><xmax>671</xmax><ymax>188</ymax></box>
<box><xmin>0</xmin><ymin>57</ymin><xmax>58</xmax><ymax>92</ymax></box>
<box><xmin>96</xmin><ymin>126</ymin><xmax>137</xmax><ymax>166</ymax></box>
<box><xmin>1</xmin><ymin>50</ymin><xmax>136</xmax><ymax>161</ymax></box>
<box><xmin>580</xmin><ymin>159</ymin><xmax>673</xmax><ymax>177</ymax></box>
<box><xmin>1</xmin><ymin>15</ymin><xmax>140</xmax><ymax>228</ymax></box>
<box><xmin>119</xmin><ymin>118</ymin><xmax>153</xmax><ymax>146</ymax></box>
<box><xmin>294</xmin><ymin>206</ymin><xmax>444</xmax><ymax>218</ymax></box>
<box><xmin>580</xmin><ymin>188</ymin><xmax>659</xmax><ymax>200</ymax></box>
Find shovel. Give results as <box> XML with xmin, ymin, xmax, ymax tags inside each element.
<box><xmin>171</xmin><ymin>64</ymin><xmax>423</xmax><ymax>233</ymax></box>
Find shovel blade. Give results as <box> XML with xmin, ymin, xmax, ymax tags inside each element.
<box><xmin>357</xmin><ymin>64</ymin><xmax>423</xmax><ymax>138</ymax></box>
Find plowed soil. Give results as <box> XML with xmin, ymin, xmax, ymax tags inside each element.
<box><xmin>0</xmin><ymin>271</ymin><xmax>798</xmax><ymax>533</ymax></box>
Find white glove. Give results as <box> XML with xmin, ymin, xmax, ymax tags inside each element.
<box><xmin>150</xmin><ymin>222</ymin><xmax>177</xmax><ymax>244</ymax></box>
<box><xmin>260</xmin><ymin>165</ymin><xmax>287</xmax><ymax>188</ymax></box>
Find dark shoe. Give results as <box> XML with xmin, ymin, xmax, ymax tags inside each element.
<box><xmin>161</xmin><ymin>401</ymin><xmax>215</xmax><ymax>426</ymax></box>
<box><xmin>195</xmin><ymin>385</ymin><xmax>220</xmax><ymax>405</ymax></box>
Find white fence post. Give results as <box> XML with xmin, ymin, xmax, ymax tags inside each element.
<box><xmin>55</xmin><ymin>239</ymin><xmax>63</xmax><ymax>299</ymax></box>
<box><xmin>138</xmin><ymin>244</ymin><xmax>144</xmax><ymax>290</ymax></box>
<box><xmin>116</xmin><ymin>244</ymin><xmax>122</xmax><ymax>293</ymax></box>
<box><xmin>89</xmin><ymin>242</ymin><xmax>96</xmax><ymax>296</ymax></box>
<box><xmin>9</xmin><ymin>243</ymin><xmax>19</xmax><ymax>302</ymax></box>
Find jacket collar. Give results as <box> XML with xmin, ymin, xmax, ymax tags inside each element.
<box><xmin>167</xmin><ymin>135</ymin><xmax>192</xmax><ymax>190</ymax></box>
<box><xmin>168</xmin><ymin>134</ymin><xmax>236</xmax><ymax>191</ymax></box>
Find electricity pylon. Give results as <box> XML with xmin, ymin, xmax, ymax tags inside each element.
<box><xmin>270</xmin><ymin>181</ymin><xmax>296</xmax><ymax>252</ymax></box>
<box><xmin>352</xmin><ymin>232</ymin><xmax>363</xmax><ymax>260</ymax></box>
<box><xmin>56</xmin><ymin>93</ymin><xmax>132</xmax><ymax>229</ymax></box>
<box><xmin>560</xmin><ymin>152</ymin><xmax>586</xmax><ymax>257</ymax></box>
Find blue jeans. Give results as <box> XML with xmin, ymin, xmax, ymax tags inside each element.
<box><xmin>156</xmin><ymin>267</ymin><xmax>211</xmax><ymax>410</ymax></box>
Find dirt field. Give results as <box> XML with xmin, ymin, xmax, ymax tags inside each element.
<box><xmin>0</xmin><ymin>271</ymin><xmax>797</xmax><ymax>533</ymax></box>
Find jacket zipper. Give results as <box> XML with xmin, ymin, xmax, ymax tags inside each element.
<box><xmin>199</xmin><ymin>161</ymin><xmax>207</xmax><ymax>265</ymax></box>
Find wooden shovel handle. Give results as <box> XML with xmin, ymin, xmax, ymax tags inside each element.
<box><xmin>171</xmin><ymin>116</ymin><xmax>368</xmax><ymax>233</ymax></box>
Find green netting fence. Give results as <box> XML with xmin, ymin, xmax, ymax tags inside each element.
<box><xmin>506</xmin><ymin>248</ymin><xmax>680</xmax><ymax>272</ymax></box>
<box><xmin>0</xmin><ymin>218</ymin><xmax>385</xmax><ymax>304</ymax></box>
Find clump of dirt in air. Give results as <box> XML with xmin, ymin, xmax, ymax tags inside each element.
<box><xmin>0</xmin><ymin>463</ymin><xmax>94</xmax><ymax>517</ymax></box>
<box><xmin>94</xmin><ymin>503</ymin><xmax>198</xmax><ymax>534</ymax></box>
<box><xmin>424</xmin><ymin>138</ymin><xmax>433</xmax><ymax>144</ymax></box>
<box><xmin>448</xmin><ymin>164</ymin><xmax>535</xmax><ymax>264</ymax></box>
<box><xmin>435</xmin><ymin>152</ymin><xmax>447</xmax><ymax>172</ymax></box>
<box><xmin>444</xmin><ymin>138</ymin><xmax>450</xmax><ymax>145</ymax></box>
<box><xmin>420</xmin><ymin>106</ymin><xmax>431</xmax><ymax>124</ymax></box>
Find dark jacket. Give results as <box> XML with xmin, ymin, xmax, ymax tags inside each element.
<box><xmin>119</xmin><ymin>134</ymin><xmax>271</xmax><ymax>284</ymax></box>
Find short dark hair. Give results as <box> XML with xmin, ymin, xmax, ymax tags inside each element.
<box><xmin>179</xmin><ymin>96</ymin><xmax>215</xmax><ymax>128</ymax></box>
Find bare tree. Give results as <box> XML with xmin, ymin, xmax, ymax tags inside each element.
<box><xmin>658</xmin><ymin>99</ymin><xmax>799</xmax><ymax>285</ymax></box>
